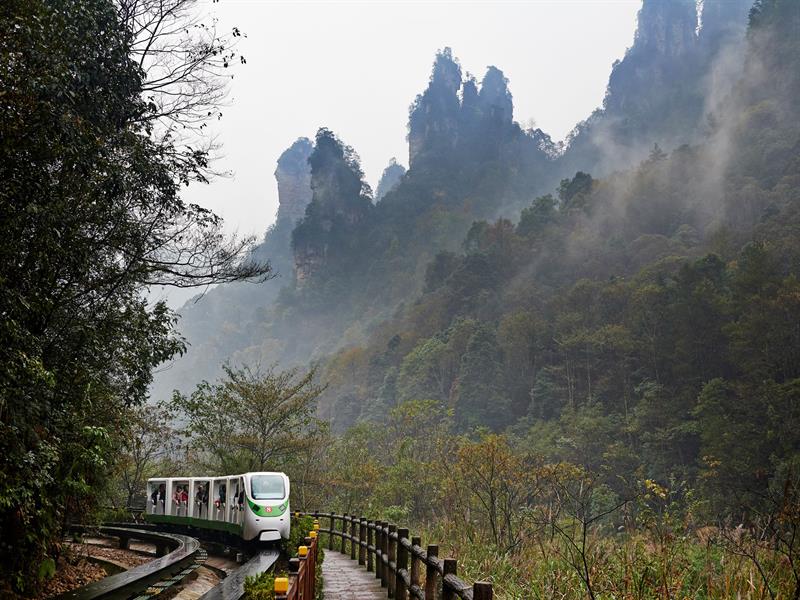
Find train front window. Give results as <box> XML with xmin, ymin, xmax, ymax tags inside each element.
<box><xmin>251</xmin><ymin>475</ymin><xmax>285</xmax><ymax>500</ymax></box>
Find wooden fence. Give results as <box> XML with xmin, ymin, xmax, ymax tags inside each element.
<box><xmin>276</xmin><ymin>530</ymin><xmax>319</xmax><ymax>600</ymax></box>
<box><xmin>301</xmin><ymin>511</ymin><xmax>493</xmax><ymax>600</ymax></box>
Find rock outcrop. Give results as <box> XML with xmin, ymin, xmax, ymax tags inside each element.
<box><xmin>408</xmin><ymin>48</ymin><xmax>463</xmax><ymax>167</ymax></box>
<box><xmin>292</xmin><ymin>129</ymin><xmax>373</xmax><ymax>285</ymax></box>
<box><xmin>275</xmin><ymin>137</ymin><xmax>313</xmax><ymax>224</ymax></box>
<box><xmin>562</xmin><ymin>0</ymin><xmax>751</xmax><ymax>175</ymax></box>
<box><xmin>407</xmin><ymin>48</ymin><xmax>547</xmax><ymax>172</ymax></box>
<box><xmin>374</xmin><ymin>158</ymin><xmax>406</xmax><ymax>201</ymax></box>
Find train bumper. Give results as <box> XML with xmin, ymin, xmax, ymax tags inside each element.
<box><xmin>259</xmin><ymin>530</ymin><xmax>281</xmax><ymax>542</ymax></box>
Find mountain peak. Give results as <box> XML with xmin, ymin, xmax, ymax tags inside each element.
<box><xmin>275</xmin><ymin>137</ymin><xmax>313</xmax><ymax>224</ymax></box>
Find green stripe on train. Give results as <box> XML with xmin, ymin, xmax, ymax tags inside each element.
<box><xmin>247</xmin><ymin>498</ymin><xmax>288</xmax><ymax>517</ymax></box>
<box><xmin>144</xmin><ymin>513</ymin><xmax>244</xmax><ymax>535</ymax></box>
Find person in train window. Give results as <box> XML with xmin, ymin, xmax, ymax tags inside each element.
<box><xmin>216</xmin><ymin>483</ymin><xmax>226</xmax><ymax>508</ymax></box>
<box><xmin>151</xmin><ymin>487</ymin><xmax>159</xmax><ymax>506</ymax></box>
<box><xmin>238</xmin><ymin>490</ymin><xmax>245</xmax><ymax>510</ymax></box>
<box><xmin>173</xmin><ymin>486</ymin><xmax>181</xmax><ymax>506</ymax></box>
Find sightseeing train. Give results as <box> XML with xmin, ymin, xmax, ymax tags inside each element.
<box><xmin>145</xmin><ymin>471</ymin><xmax>290</xmax><ymax>542</ymax></box>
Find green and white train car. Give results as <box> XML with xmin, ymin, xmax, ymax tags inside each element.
<box><xmin>145</xmin><ymin>472</ymin><xmax>290</xmax><ymax>542</ymax></box>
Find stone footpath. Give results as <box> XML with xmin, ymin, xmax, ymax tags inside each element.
<box><xmin>322</xmin><ymin>551</ymin><xmax>386</xmax><ymax>599</ymax></box>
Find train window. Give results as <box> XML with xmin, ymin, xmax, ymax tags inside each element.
<box><xmin>147</xmin><ymin>481</ymin><xmax>167</xmax><ymax>515</ymax></box>
<box><xmin>228</xmin><ymin>478</ymin><xmax>238</xmax><ymax>523</ymax></box>
<box><xmin>251</xmin><ymin>474</ymin><xmax>285</xmax><ymax>500</ymax></box>
<box><xmin>172</xmin><ymin>480</ymin><xmax>190</xmax><ymax>516</ymax></box>
<box><xmin>212</xmin><ymin>480</ymin><xmax>226</xmax><ymax>521</ymax></box>
<box><xmin>193</xmin><ymin>480</ymin><xmax>210</xmax><ymax>519</ymax></box>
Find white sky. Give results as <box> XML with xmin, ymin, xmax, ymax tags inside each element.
<box><xmin>186</xmin><ymin>0</ymin><xmax>640</xmax><ymax>235</ymax></box>
<box><xmin>158</xmin><ymin>1</ymin><xmax>640</xmax><ymax>307</ymax></box>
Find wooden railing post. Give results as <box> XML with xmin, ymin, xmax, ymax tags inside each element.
<box><xmin>380</xmin><ymin>521</ymin><xmax>389</xmax><ymax>588</ymax></box>
<box><xmin>341</xmin><ymin>513</ymin><xmax>348</xmax><ymax>554</ymax></box>
<box><xmin>473</xmin><ymin>581</ymin><xmax>493</xmax><ymax>600</ymax></box>
<box><xmin>375</xmin><ymin>521</ymin><xmax>383</xmax><ymax>581</ymax></box>
<box><xmin>396</xmin><ymin>528</ymin><xmax>409</xmax><ymax>600</ymax></box>
<box><xmin>350</xmin><ymin>515</ymin><xmax>357</xmax><ymax>560</ymax></box>
<box><xmin>367</xmin><ymin>521</ymin><xmax>375</xmax><ymax>573</ymax></box>
<box><xmin>442</xmin><ymin>559</ymin><xmax>457</xmax><ymax>600</ymax></box>
<box><xmin>410</xmin><ymin>536</ymin><xmax>421</xmax><ymax>591</ymax></box>
<box><xmin>358</xmin><ymin>519</ymin><xmax>366</xmax><ymax>565</ymax></box>
<box><xmin>305</xmin><ymin>537</ymin><xmax>314</xmax><ymax>600</ymax></box>
<box><xmin>329</xmin><ymin>513</ymin><xmax>335</xmax><ymax>550</ymax></box>
<box><xmin>288</xmin><ymin>557</ymin><xmax>299</xmax><ymax>600</ymax></box>
<box><xmin>388</xmin><ymin>524</ymin><xmax>397</xmax><ymax>599</ymax></box>
<box><xmin>298</xmin><ymin>549</ymin><xmax>308</xmax><ymax>600</ymax></box>
<box><xmin>424</xmin><ymin>544</ymin><xmax>439</xmax><ymax>600</ymax></box>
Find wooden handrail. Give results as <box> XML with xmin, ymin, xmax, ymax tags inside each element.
<box><xmin>277</xmin><ymin>531</ymin><xmax>319</xmax><ymax>600</ymax></box>
<box><xmin>300</xmin><ymin>511</ymin><xmax>492</xmax><ymax>600</ymax></box>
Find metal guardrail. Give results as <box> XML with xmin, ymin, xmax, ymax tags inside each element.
<box><xmin>57</xmin><ymin>526</ymin><xmax>202</xmax><ymax>600</ymax></box>
<box><xmin>300</xmin><ymin>512</ymin><xmax>493</xmax><ymax>600</ymax></box>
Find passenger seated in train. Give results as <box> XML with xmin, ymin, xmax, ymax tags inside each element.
<box><xmin>151</xmin><ymin>483</ymin><xmax>166</xmax><ymax>507</ymax></box>
<box><xmin>171</xmin><ymin>485</ymin><xmax>189</xmax><ymax>515</ymax></box>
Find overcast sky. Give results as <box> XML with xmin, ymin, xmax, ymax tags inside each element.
<box><xmin>158</xmin><ymin>1</ymin><xmax>640</xmax><ymax>306</ymax></box>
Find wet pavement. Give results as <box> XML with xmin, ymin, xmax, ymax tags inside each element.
<box><xmin>322</xmin><ymin>551</ymin><xmax>386</xmax><ymax>600</ymax></box>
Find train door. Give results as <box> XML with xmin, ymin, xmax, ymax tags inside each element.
<box><xmin>211</xmin><ymin>478</ymin><xmax>227</xmax><ymax>521</ymax></box>
<box><xmin>236</xmin><ymin>475</ymin><xmax>245</xmax><ymax>525</ymax></box>
<box><xmin>147</xmin><ymin>479</ymin><xmax>167</xmax><ymax>515</ymax></box>
<box><xmin>172</xmin><ymin>478</ymin><xmax>190</xmax><ymax>517</ymax></box>
<box><xmin>191</xmin><ymin>478</ymin><xmax>210</xmax><ymax>520</ymax></box>
<box><xmin>227</xmin><ymin>477</ymin><xmax>238</xmax><ymax>524</ymax></box>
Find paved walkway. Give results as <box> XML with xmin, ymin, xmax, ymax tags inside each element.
<box><xmin>322</xmin><ymin>550</ymin><xmax>386</xmax><ymax>599</ymax></box>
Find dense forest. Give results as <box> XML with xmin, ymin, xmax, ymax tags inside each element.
<box><xmin>157</xmin><ymin>0</ymin><xmax>799</xmax><ymax>476</ymax></box>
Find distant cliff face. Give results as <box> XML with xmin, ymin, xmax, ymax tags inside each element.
<box><xmin>375</xmin><ymin>158</ymin><xmax>406</xmax><ymax>202</ymax></box>
<box><xmin>408</xmin><ymin>48</ymin><xmax>463</xmax><ymax>167</ymax></box>
<box><xmin>407</xmin><ymin>48</ymin><xmax>553</xmax><ymax>177</ymax></box>
<box><xmin>477</xmin><ymin>66</ymin><xmax>513</xmax><ymax>127</ymax></box>
<box><xmin>292</xmin><ymin>129</ymin><xmax>373</xmax><ymax>285</ymax></box>
<box><xmin>563</xmin><ymin>0</ymin><xmax>751</xmax><ymax>175</ymax></box>
<box><xmin>275</xmin><ymin>137</ymin><xmax>313</xmax><ymax>224</ymax></box>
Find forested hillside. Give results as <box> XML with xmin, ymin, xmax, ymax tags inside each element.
<box><xmin>157</xmin><ymin>0</ymin><xmax>796</xmax><ymax>496</ymax></box>
<box><xmin>310</xmin><ymin>0</ymin><xmax>800</xmax><ymax>496</ymax></box>
<box><xmin>156</xmin><ymin>0</ymin><xmax>800</xmax><ymax>525</ymax></box>
<box><xmin>152</xmin><ymin>0</ymin><xmax>762</xmax><ymax>405</ymax></box>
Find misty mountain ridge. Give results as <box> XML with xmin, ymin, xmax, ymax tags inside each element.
<box><xmin>151</xmin><ymin>0</ymin><xmax>799</xmax><ymax>461</ymax></box>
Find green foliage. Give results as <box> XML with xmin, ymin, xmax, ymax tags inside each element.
<box><xmin>37</xmin><ymin>558</ymin><xmax>56</xmax><ymax>582</ymax></box>
<box><xmin>244</xmin><ymin>570</ymin><xmax>276</xmax><ymax>600</ymax></box>
<box><xmin>313</xmin><ymin>412</ymin><xmax>800</xmax><ymax>598</ymax></box>
<box><xmin>172</xmin><ymin>365</ymin><xmax>324</xmax><ymax>475</ymax></box>
<box><xmin>0</xmin><ymin>0</ymin><xmax>266</xmax><ymax>591</ymax></box>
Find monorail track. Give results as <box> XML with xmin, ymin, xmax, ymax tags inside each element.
<box><xmin>57</xmin><ymin>526</ymin><xmax>279</xmax><ymax>600</ymax></box>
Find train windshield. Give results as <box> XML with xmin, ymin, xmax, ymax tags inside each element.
<box><xmin>251</xmin><ymin>474</ymin><xmax>285</xmax><ymax>500</ymax></box>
